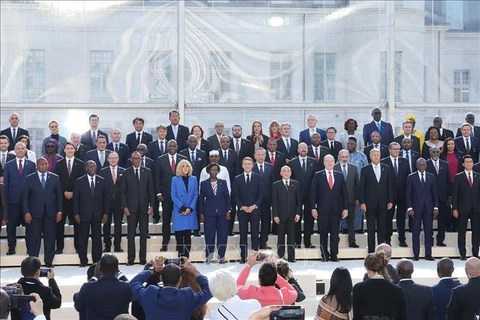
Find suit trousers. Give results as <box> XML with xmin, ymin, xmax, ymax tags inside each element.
<box><xmin>366</xmin><ymin>206</ymin><xmax>387</xmax><ymax>253</ymax></box>
<box><xmin>412</xmin><ymin>208</ymin><xmax>433</xmax><ymax>257</ymax></box>
<box><xmin>127</xmin><ymin>208</ymin><xmax>148</xmax><ymax>263</ymax></box>
<box><xmin>78</xmin><ymin>219</ymin><xmax>102</xmax><ymax>265</ymax></box>
<box><xmin>436</xmin><ymin>201</ymin><xmax>449</xmax><ymax>244</ymax></box>
<box><xmin>56</xmin><ymin>198</ymin><xmax>79</xmax><ymax>251</ymax></box>
<box><xmin>175</xmin><ymin>229</ymin><xmax>192</xmax><ymax>258</ymax></box>
<box><xmin>204</xmin><ymin>214</ymin><xmax>229</xmax><ymax>259</ymax></box>
<box><xmin>318</xmin><ymin>214</ymin><xmax>341</xmax><ymax>258</ymax></box>
<box><xmin>228</xmin><ymin>198</ymin><xmax>237</xmax><ymax>235</ymax></box>
<box><xmin>238</xmin><ymin>209</ymin><xmax>260</xmax><ymax>261</ymax></box>
<box><xmin>103</xmin><ymin>199</ymin><xmax>123</xmax><ymax>249</ymax></box>
<box><xmin>152</xmin><ymin>198</ymin><xmax>160</xmax><ymax>220</ymax></box>
<box><xmin>161</xmin><ymin>198</ymin><xmax>173</xmax><ymax>245</ymax></box>
<box><xmin>276</xmin><ymin>218</ymin><xmax>296</xmax><ymax>260</ymax></box>
<box><xmin>7</xmin><ymin>203</ymin><xmax>23</xmax><ymax>251</ymax></box>
<box><xmin>26</xmin><ymin>213</ymin><xmax>56</xmax><ymax>266</ymax></box>
<box><xmin>387</xmin><ymin>200</ymin><xmax>407</xmax><ymax>243</ymax></box>
<box><xmin>295</xmin><ymin>199</ymin><xmax>312</xmax><ymax>246</ymax></box>
<box><xmin>346</xmin><ymin>204</ymin><xmax>356</xmax><ymax>244</ymax></box>
<box><xmin>259</xmin><ymin>201</ymin><xmax>272</xmax><ymax>247</ymax></box>
<box><xmin>457</xmin><ymin>212</ymin><xmax>480</xmax><ymax>257</ymax></box>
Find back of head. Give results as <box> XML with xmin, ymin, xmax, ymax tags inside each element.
<box><xmin>276</xmin><ymin>259</ymin><xmax>290</xmax><ymax>279</ymax></box>
<box><xmin>100</xmin><ymin>254</ymin><xmax>119</xmax><ymax>276</ymax></box>
<box><xmin>258</xmin><ymin>263</ymin><xmax>277</xmax><ymax>287</ymax></box>
<box><xmin>208</xmin><ymin>269</ymin><xmax>237</xmax><ymax>302</ymax></box>
<box><xmin>325</xmin><ymin>267</ymin><xmax>353</xmax><ymax>314</ymax></box>
<box><xmin>162</xmin><ymin>264</ymin><xmax>182</xmax><ymax>287</ymax></box>
<box><xmin>396</xmin><ymin>259</ymin><xmax>414</xmax><ymax>279</ymax></box>
<box><xmin>180</xmin><ymin>269</ymin><xmax>200</xmax><ymax>292</ymax></box>
<box><xmin>375</xmin><ymin>243</ymin><xmax>392</xmax><ymax>261</ymax></box>
<box><xmin>21</xmin><ymin>256</ymin><xmax>41</xmax><ymax>278</ymax></box>
<box><xmin>364</xmin><ymin>251</ymin><xmax>389</xmax><ymax>280</ymax></box>
<box><xmin>0</xmin><ymin>289</ymin><xmax>9</xmax><ymax>319</ymax></box>
<box><xmin>465</xmin><ymin>257</ymin><xmax>480</xmax><ymax>278</ymax></box>
<box><xmin>437</xmin><ymin>258</ymin><xmax>454</xmax><ymax>278</ymax></box>
<box><xmin>113</xmin><ymin>314</ymin><xmax>137</xmax><ymax>320</ymax></box>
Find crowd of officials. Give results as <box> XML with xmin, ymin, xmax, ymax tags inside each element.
<box><xmin>1</xmin><ymin>108</ymin><xmax>480</xmax><ymax>268</ymax></box>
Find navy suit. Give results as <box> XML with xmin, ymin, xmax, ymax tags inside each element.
<box><xmin>394</xmin><ymin>135</ymin><xmax>421</xmax><ymax>153</ymax></box>
<box><xmin>397</xmin><ymin>279</ymin><xmax>435</xmax><ymax>320</ymax></box>
<box><xmin>298</xmin><ymin>128</ymin><xmax>326</xmax><ymax>145</ymax></box>
<box><xmin>100</xmin><ymin>166</ymin><xmax>125</xmax><ymax>250</ymax></box>
<box><xmin>180</xmin><ymin>148</ymin><xmax>207</xmax><ymax>181</ymax></box>
<box><xmin>406</xmin><ymin>171</ymin><xmax>439</xmax><ymax>257</ymax></box>
<box><xmin>199</xmin><ymin>179</ymin><xmax>231</xmax><ymax>259</ymax></box>
<box><xmin>277</xmin><ymin>137</ymin><xmax>299</xmax><ymax>160</ymax></box>
<box><xmin>364</xmin><ymin>144</ymin><xmax>390</xmax><ymax>163</ymax></box>
<box><xmin>74</xmin><ymin>143</ymin><xmax>92</xmax><ymax>162</ymax></box>
<box><xmin>432</xmin><ymin>278</ymin><xmax>461</xmax><ymax>320</ymax></box>
<box><xmin>233</xmin><ymin>172</ymin><xmax>263</xmax><ymax>261</ymax></box>
<box><xmin>454</xmin><ymin>136</ymin><xmax>480</xmax><ymax>163</ymax></box>
<box><xmin>126</xmin><ymin>156</ymin><xmax>155</xmax><ymax>172</ymax></box>
<box><xmin>0</xmin><ymin>127</ymin><xmax>30</xmax><ymax>151</ymax></box>
<box><xmin>166</xmin><ymin>124</ymin><xmax>190</xmax><ymax>151</ymax></box>
<box><xmin>229</xmin><ymin>138</ymin><xmax>254</xmax><ymax>175</ymax></box>
<box><xmin>147</xmin><ymin>139</ymin><xmax>167</xmax><ymax>161</ymax></box>
<box><xmin>207</xmin><ymin>134</ymin><xmax>223</xmax><ymax>151</ymax></box>
<box><xmin>446</xmin><ymin>277</ymin><xmax>480</xmax><ymax>320</ymax></box>
<box><xmin>307</xmin><ymin>145</ymin><xmax>330</xmax><ymax>171</ymax></box>
<box><xmin>3</xmin><ymin>158</ymin><xmax>36</xmax><ymax>251</ymax></box>
<box><xmin>456</xmin><ymin>125</ymin><xmax>480</xmax><ymax>138</ymax></box>
<box><xmin>125</xmin><ymin>131</ymin><xmax>153</xmax><ymax>154</ymax></box>
<box><xmin>363</xmin><ymin>120</ymin><xmax>394</xmax><ymax>146</ymax></box>
<box><xmin>401</xmin><ymin>149</ymin><xmax>420</xmax><ymax>173</ymax></box>
<box><xmin>265</xmin><ymin>150</ymin><xmax>286</xmax><ymax>182</ymax></box>
<box><xmin>253</xmin><ymin>162</ymin><xmax>273</xmax><ymax>248</ymax></box>
<box><xmin>321</xmin><ymin>140</ymin><xmax>342</xmax><ymax>161</ymax></box>
<box><xmin>84</xmin><ymin>149</ymin><xmax>111</xmax><ymax>174</ymax></box>
<box><xmin>219</xmin><ymin>148</ymin><xmax>238</xmax><ymax>235</ymax></box>
<box><xmin>80</xmin><ymin>130</ymin><xmax>109</xmax><ymax>148</ymax></box>
<box><xmin>22</xmin><ymin>172</ymin><xmax>62</xmax><ymax>266</ymax></box>
<box><xmin>106</xmin><ymin>142</ymin><xmax>130</xmax><ymax>168</ymax></box>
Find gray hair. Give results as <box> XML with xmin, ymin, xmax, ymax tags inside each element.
<box><xmin>208</xmin><ymin>269</ymin><xmax>237</xmax><ymax>301</ymax></box>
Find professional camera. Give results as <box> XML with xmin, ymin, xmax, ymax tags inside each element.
<box><xmin>269</xmin><ymin>306</ymin><xmax>305</xmax><ymax>320</ymax></box>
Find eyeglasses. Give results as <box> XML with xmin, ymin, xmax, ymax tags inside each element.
<box><xmin>46</xmin><ymin>145</ymin><xmax>55</xmax><ymax>148</ymax></box>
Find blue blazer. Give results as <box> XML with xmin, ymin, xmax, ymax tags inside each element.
<box><xmin>252</xmin><ymin>162</ymin><xmax>273</xmax><ymax>204</ymax></box>
<box><xmin>454</xmin><ymin>136</ymin><xmax>480</xmax><ymax>163</ymax></box>
<box><xmin>84</xmin><ymin>149</ymin><xmax>111</xmax><ymax>174</ymax></box>
<box><xmin>171</xmin><ymin>175</ymin><xmax>199</xmax><ymax>231</ymax></box>
<box><xmin>363</xmin><ymin>120</ymin><xmax>394</xmax><ymax>146</ymax></box>
<box><xmin>310</xmin><ymin>170</ymin><xmax>349</xmax><ymax>214</ymax></box>
<box><xmin>432</xmin><ymin>278</ymin><xmax>461</xmax><ymax>320</ymax></box>
<box><xmin>73</xmin><ymin>174</ymin><xmax>108</xmax><ymax>221</ymax></box>
<box><xmin>3</xmin><ymin>158</ymin><xmax>36</xmax><ymax>204</ymax></box>
<box><xmin>198</xmin><ymin>179</ymin><xmax>231</xmax><ymax>216</ymax></box>
<box><xmin>426</xmin><ymin>159</ymin><xmax>452</xmax><ymax>202</ymax></box>
<box><xmin>22</xmin><ymin>172</ymin><xmax>62</xmax><ymax>218</ymax></box>
<box><xmin>125</xmin><ymin>131</ymin><xmax>153</xmax><ymax>154</ymax></box>
<box><xmin>406</xmin><ymin>171</ymin><xmax>439</xmax><ymax>214</ymax></box>
<box><xmin>232</xmin><ymin>172</ymin><xmax>263</xmax><ymax>209</ymax></box>
<box><xmin>299</xmin><ymin>128</ymin><xmax>327</xmax><ymax>145</ymax></box>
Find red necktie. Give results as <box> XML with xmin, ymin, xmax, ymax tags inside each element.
<box><xmin>18</xmin><ymin>159</ymin><xmax>23</xmax><ymax>175</ymax></box>
<box><xmin>270</xmin><ymin>152</ymin><xmax>275</xmax><ymax>165</ymax></box>
<box><xmin>171</xmin><ymin>156</ymin><xmax>176</xmax><ymax>174</ymax></box>
<box><xmin>328</xmin><ymin>171</ymin><xmax>333</xmax><ymax>189</ymax></box>
<box><xmin>468</xmin><ymin>172</ymin><xmax>473</xmax><ymax>187</ymax></box>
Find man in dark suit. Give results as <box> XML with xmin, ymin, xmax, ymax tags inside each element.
<box><xmin>364</xmin><ymin>131</ymin><xmax>389</xmax><ymax>162</ymax></box>
<box><xmin>308</xmin><ymin>132</ymin><xmax>330</xmax><ymax>172</ymax></box>
<box><xmin>22</xmin><ymin>157</ymin><xmax>62</xmax><ymax>267</ymax></box>
<box><xmin>54</xmin><ymin>141</ymin><xmax>84</xmax><ymax>254</ymax></box>
<box><xmin>335</xmin><ymin>150</ymin><xmax>360</xmax><ymax>247</ymax></box>
<box><xmin>106</xmin><ymin>128</ymin><xmax>130</xmax><ymax>168</ymax></box>
<box><xmin>218</xmin><ymin>136</ymin><xmax>238</xmax><ymax>235</ymax></box>
<box><xmin>73</xmin><ymin>160</ymin><xmax>108</xmax><ymax>267</ymax></box>
<box><xmin>71</xmin><ymin>132</ymin><xmax>92</xmax><ymax>161</ymax></box>
<box><xmin>126</xmin><ymin>144</ymin><xmax>155</xmax><ymax>171</ymax></box>
<box><xmin>155</xmin><ymin>140</ymin><xmax>187</xmax><ymax>251</ymax></box>
<box><xmin>0</xmin><ymin>135</ymin><xmax>15</xmax><ymax>171</ymax></box>
<box><xmin>432</xmin><ymin>258</ymin><xmax>461</xmax><ymax>320</ymax></box>
<box><xmin>401</xmin><ymin>137</ymin><xmax>420</xmax><ymax>173</ymax></box>
<box><xmin>426</xmin><ymin>147</ymin><xmax>452</xmax><ymax>247</ymax></box>
<box><xmin>362</xmin><ymin>243</ymin><xmax>400</xmax><ymax>284</ymax></box>
<box><xmin>406</xmin><ymin>158</ymin><xmax>439</xmax><ymax>260</ymax></box>
<box><xmin>382</xmin><ymin>142</ymin><xmax>410</xmax><ymax>247</ymax></box>
<box><xmin>359</xmin><ymin>148</ymin><xmax>394</xmax><ymax>253</ymax></box>
<box><xmin>253</xmin><ymin>148</ymin><xmax>274</xmax><ymax>249</ymax></box>
<box><xmin>147</xmin><ymin>125</ymin><xmax>168</xmax><ymax>162</ymax></box>
<box><xmin>232</xmin><ymin>157</ymin><xmax>263</xmax><ymax>263</ymax></box>
<box><xmin>288</xmin><ymin>142</ymin><xmax>318</xmax><ymax>248</ymax></box>
<box><xmin>452</xmin><ymin>155</ymin><xmax>480</xmax><ymax>260</ymax></box>
<box><xmin>80</xmin><ymin>114</ymin><xmax>109</xmax><ymax>148</ymax></box>
<box><xmin>272</xmin><ymin>166</ymin><xmax>301</xmax><ymax>262</ymax></box>
<box><xmin>265</xmin><ymin>137</ymin><xmax>287</xmax><ymax>182</ymax></box>
<box><xmin>206</xmin><ymin>121</ymin><xmax>225</xmax><ymax>151</ymax></box>
<box><xmin>166</xmin><ymin>110</ymin><xmax>189</xmax><ymax>152</ymax></box>
<box><xmin>0</xmin><ymin>113</ymin><xmax>30</xmax><ymax>151</ymax></box>
<box><xmin>394</xmin><ymin>121</ymin><xmax>422</xmax><ymax>153</ymax></box>
<box><xmin>84</xmin><ymin>135</ymin><xmax>111</xmax><ymax>174</ymax></box>
<box><xmin>100</xmin><ymin>152</ymin><xmax>125</xmax><ymax>253</ymax></box>
<box><xmin>425</xmin><ymin>115</ymin><xmax>455</xmax><ymax>141</ymax></box>
<box><xmin>397</xmin><ymin>259</ymin><xmax>436</xmax><ymax>320</ymax></box>
<box><xmin>311</xmin><ymin>155</ymin><xmax>349</xmax><ymax>262</ymax></box>
<box><xmin>277</xmin><ymin>122</ymin><xmax>299</xmax><ymax>160</ymax></box>
<box><xmin>455</xmin><ymin>123</ymin><xmax>480</xmax><ymax>163</ymax></box>
<box><xmin>447</xmin><ymin>257</ymin><xmax>480</xmax><ymax>320</ymax></box>
<box><xmin>321</xmin><ymin>127</ymin><xmax>342</xmax><ymax>161</ymax></box>
<box><xmin>180</xmin><ymin>135</ymin><xmax>208</xmax><ymax>180</ymax></box>
<box><xmin>362</xmin><ymin>107</ymin><xmax>394</xmax><ymax>146</ymax></box>
<box><xmin>229</xmin><ymin>124</ymin><xmax>254</xmax><ymax>175</ymax></box>
<box><xmin>456</xmin><ymin>112</ymin><xmax>480</xmax><ymax>138</ymax></box>
<box><xmin>298</xmin><ymin>114</ymin><xmax>327</xmax><ymax>145</ymax></box>
<box><xmin>3</xmin><ymin>142</ymin><xmax>36</xmax><ymax>255</ymax></box>
<box><xmin>125</xmin><ymin>117</ymin><xmax>153</xmax><ymax>154</ymax></box>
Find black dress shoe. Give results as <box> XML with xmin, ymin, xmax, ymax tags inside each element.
<box><xmin>79</xmin><ymin>263</ymin><xmax>88</xmax><ymax>267</ymax></box>
<box><xmin>399</xmin><ymin>242</ymin><xmax>408</xmax><ymax>247</ymax></box>
<box><xmin>349</xmin><ymin>243</ymin><xmax>360</xmax><ymax>248</ymax></box>
<box><xmin>126</xmin><ymin>261</ymin><xmax>135</xmax><ymax>266</ymax></box>
<box><xmin>413</xmin><ymin>256</ymin><xmax>419</xmax><ymax>261</ymax></box>
<box><xmin>146</xmin><ymin>234</ymin><xmax>151</xmax><ymax>239</ymax></box>
<box><xmin>296</xmin><ymin>244</ymin><xmax>302</xmax><ymax>249</ymax></box>
<box><xmin>153</xmin><ymin>218</ymin><xmax>160</xmax><ymax>224</ymax></box>
<box><xmin>114</xmin><ymin>248</ymin><xmax>124</xmax><ymax>252</ymax></box>
<box><xmin>305</xmin><ymin>244</ymin><xmax>316</xmax><ymax>249</ymax></box>
<box><xmin>460</xmin><ymin>256</ymin><xmax>467</xmax><ymax>261</ymax></box>
<box><xmin>55</xmin><ymin>249</ymin><xmax>63</xmax><ymax>254</ymax></box>
<box><xmin>425</xmin><ymin>256</ymin><xmax>435</xmax><ymax>261</ymax></box>
<box><xmin>219</xmin><ymin>258</ymin><xmax>226</xmax><ymax>264</ymax></box>
<box><xmin>288</xmin><ymin>259</ymin><xmax>296</xmax><ymax>263</ymax></box>
<box><xmin>436</xmin><ymin>242</ymin><xmax>447</xmax><ymax>247</ymax></box>
<box><xmin>228</xmin><ymin>232</ymin><xmax>235</xmax><ymax>236</ymax></box>
<box><xmin>330</xmin><ymin>256</ymin><xmax>339</xmax><ymax>262</ymax></box>
<box><xmin>193</xmin><ymin>231</ymin><xmax>201</xmax><ymax>237</ymax></box>
<box><xmin>103</xmin><ymin>247</ymin><xmax>111</xmax><ymax>253</ymax></box>
<box><xmin>160</xmin><ymin>246</ymin><xmax>168</xmax><ymax>252</ymax></box>
<box><xmin>139</xmin><ymin>260</ymin><xmax>147</xmax><ymax>265</ymax></box>
<box><xmin>6</xmin><ymin>250</ymin><xmax>15</xmax><ymax>255</ymax></box>
<box><xmin>321</xmin><ymin>256</ymin><xmax>328</xmax><ymax>262</ymax></box>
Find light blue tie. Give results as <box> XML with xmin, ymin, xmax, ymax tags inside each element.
<box><xmin>41</xmin><ymin>173</ymin><xmax>46</xmax><ymax>189</ymax></box>
<box><xmin>99</xmin><ymin>152</ymin><xmax>105</xmax><ymax>167</ymax></box>
<box><xmin>374</xmin><ymin>165</ymin><xmax>380</xmax><ymax>182</ymax></box>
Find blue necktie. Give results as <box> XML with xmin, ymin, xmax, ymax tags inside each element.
<box><xmin>41</xmin><ymin>173</ymin><xmax>46</xmax><ymax>189</ymax></box>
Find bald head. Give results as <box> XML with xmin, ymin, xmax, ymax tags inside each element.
<box><xmin>465</xmin><ymin>257</ymin><xmax>480</xmax><ymax>278</ymax></box>
<box><xmin>397</xmin><ymin>259</ymin><xmax>414</xmax><ymax>279</ymax></box>
<box><xmin>437</xmin><ymin>258</ymin><xmax>454</xmax><ymax>278</ymax></box>
<box><xmin>375</xmin><ymin>243</ymin><xmax>392</xmax><ymax>261</ymax></box>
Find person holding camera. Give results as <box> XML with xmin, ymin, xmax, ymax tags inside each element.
<box><xmin>236</xmin><ymin>251</ymin><xmax>297</xmax><ymax>307</ymax></box>
<box><xmin>11</xmin><ymin>257</ymin><xmax>61</xmax><ymax>320</ymax></box>
<box><xmin>1</xmin><ymin>290</ymin><xmax>48</xmax><ymax>320</ymax></box>
<box><xmin>130</xmin><ymin>256</ymin><xmax>212</xmax><ymax>320</ymax></box>
<box><xmin>276</xmin><ymin>259</ymin><xmax>305</xmax><ymax>304</ymax></box>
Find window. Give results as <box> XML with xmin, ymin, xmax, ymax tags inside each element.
<box><xmin>270</xmin><ymin>53</ymin><xmax>292</xmax><ymax>101</ymax></box>
<box><xmin>24</xmin><ymin>49</ymin><xmax>45</xmax><ymax>102</ymax></box>
<box><xmin>453</xmin><ymin>70</ymin><xmax>470</xmax><ymax>102</ymax></box>
<box><xmin>90</xmin><ymin>50</ymin><xmax>113</xmax><ymax>101</ymax></box>
<box><xmin>445</xmin><ymin>0</ymin><xmax>464</xmax><ymax>30</ymax></box>
<box><xmin>314</xmin><ymin>53</ymin><xmax>336</xmax><ymax>101</ymax></box>
<box><xmin>209</xmin><ymin>52</ymin><xmax>230</xmax><ymax>102</ymax></box>
<box><xmin>148</xmin><ymin>51</ymin><xmax>173</xmax><ymax>102</ymax></box>
<box><xmin>380</xmin><ymin>51</ymin><xmax>402</xmax><ymax>101</ymax></box>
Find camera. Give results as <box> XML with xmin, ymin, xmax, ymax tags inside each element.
<box><xmin>269</xmin><ymin>306</ymin><xmax>305</xmax><ymax>320</ymax></box>
<box><xmin>165</xmin><ymin>257</ymin><xmax>185</xmax><ymax>266</ymax></box>
<box><xmin>39</xmin><ymin>268</ymin><xmax>51</xmax><ymax>277</ymax></box>
<box><xmin>2</xmin><ymin>284</ymin><xmax>22</xmax><ymax>296</ymax></box>
<box><xmin>10</xmin><ymin>295</ymin><xmax>35</xmax><ymax>310</ymax></box>
<box><xmin>256</xmin><ymin>252</ymin><xmax>272</xmax><ymax>261</ymax></box>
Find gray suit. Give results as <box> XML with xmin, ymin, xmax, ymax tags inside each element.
<box><xmin>334</xmin><ymin>162</ymin><xmax>359</xmax><ymax>245</ymax></box>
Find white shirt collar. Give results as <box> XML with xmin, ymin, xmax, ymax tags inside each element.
<box><xmin>465</xmin><ymin>170</ymin><xmax>473</xmax><ymax>175</ymax></box>
<box><xmin>16</xmin><ymin>157</ymin><xmax>25</xmax><ymax>161</ymax></box>
<box><xmin>417</xmin><ymin>171</ymin><xmax>426</xmax><ymax>178</ymax></box>
<box><xmin>37</xmin><ymin>171</ymin><xmax>46</xmax><ymax>179</ymax></box>
<box><xmin>390</xmin><ymin>156</ymin><xmax>398</xmax><ymax>162</ymax></box>
<box><xmin>283</xmin><ymin>179</ymin><xmax>290</xmax><ymax>184</ymax></box>
<box><xmin>65</xmin><ymin>156</ymin><xmax>75</xmax><ymax>162</ymax></box>
<box><xmin>170</xmin><ymin>153</ymin><xmax>177</xmax><ymax>158</ymax></box>
<box><xmin>110</xmin><ymin>165</ymin><xmax>117</xmax><ymax>170</ymax></box>
<box><xmin>135</xmin><ymin>130</ymin><xmax>143</xmax><ymax>134</ymax></box>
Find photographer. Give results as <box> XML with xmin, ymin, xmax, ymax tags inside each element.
<box><xmin>276</xmin><ymin>259</ymin><xmax>305</xmax><ymax>303</ymax></box>
<box><xmin>11</xmin><ymin>257</ymin><xmax>61</xmax><ymax>320</ymax></box>
<box><xmin>129</xmin><ymin>256</ymin><xmax>212</xmax><ymax>320</ymax></box>
<box><xmin>1</xmin><ymin>290</ymin><xmax>48</xmax><ymax>320</ymax></box>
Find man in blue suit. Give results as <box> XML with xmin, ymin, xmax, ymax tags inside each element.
<box><xmin>432</xmin><ymin>258</ymin><xmax>461</xmax><ymax>320</ymax></box>
<box><xmin>3</xmin><ymin>141</ymin><xmax>36</xmax><ymax>255</ymax></box>
<box><xmin>125</xmin><ymin>117</ymin><xmax>153</xmax><ymax>154</ymax></box>
<box><xmin>455</xmin><ymin>123</ymin><xmax>480</xmax><ymax>163</ymax></box>
<box><xmin>406</xmin><ymin>158</ymin><xmax>439</xmax><ymax>261</ymax></box>
<box><xmin>84</xmin><ymin>135</ymin><xmax>111</xmax><ymax>174</ymax></box>
<box><xmin>106</xmin><ymin>128</ymin><xmax>130</xmax><ymax>168</ymax></box>
<box><xmin>233</xmin><ymin>157</ymin><xmax>263</xmax><ymax>263</ymax></box>
<box><xmin>363</xmin><ymin>107</ymin><xmax>394</xmax><ymax>146</ymax></box>
<box><xmin>298</xmin><ymin>114</ymin><xmax>327</xmax><ymax>146</ymax></box>
<box><xmin>23</xmin><ymin>157</ymin><xmax>63</xmax><ymax>267</ymax></box>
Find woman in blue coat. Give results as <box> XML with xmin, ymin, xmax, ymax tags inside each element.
<box><xmin>171</xmin><ymin>159</ymin><xmax>199</xmax><ymax>258</ymax></box>
<box><xmin>199</xmin><ymin>163</ymin><xmax>231</xmax><ymax>264</ymax></box>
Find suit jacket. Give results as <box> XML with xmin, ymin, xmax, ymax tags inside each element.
<box><xmin>397</xmin><ymin>279</ymin><xmax>435</xmax><ymax>320</ymax></box>
<box><xmin>406</xmin><ymin>171</ymin><xmax>439</xmax><ymax>215</ymax></box>
<box><xmin>22</xmin><ymin>172</ymin><xmax>62</xmax><ymax>217</ymax></box>
<box><xmin>125</xmin><ymin>131</ymin><xmax>153</xmax><ymax>154</ymax></box>
<box><xmin>155</xmin><ymin>153</ymin><xmax>187</xmax><ymax>197</ymax></box>
<box><xmin>229</xmin><ymin>138</ymin><xmax>254</xmax><ymax>174</ymax></box>
<box><xmin>121</xmin><ymin>166</ymin><xmax>155</xmax><ymax>214</ymax></box>
<box><xmin>394</xmin><ymin>135</ymin><xmax>421</xmax><ymax>153</ymax></box>
<box><xmin>307</xmin><ymin>145</ymin><xmax>330</xmax><ymax>171</ymax></box>
<box><xmin>252</xmin><ymin>162</ymin><xmax>273</xmax><ymax>204</ymax></box>
<box><xmin>80</xmin><ymin>129</ymin><xmax>109</xmax><ymax>148</ymax></box>
<box><xmin>265</xmin><ymin>150</ymin><xmax>287</xmax><ymax>182</ymax></box>
<box><xmin>452</xmin><ymin>171</ymin><xmax>480</xmax><ymax>213</ymax></box>
<box><xmin>126</xmin><ymin>156</ymin><xmax>155</xmax><ymax>173</ymax></box>
<box><xmin>3</xmin><ymin>158</ymin><xmax>36</xmax><ymax>204</ymax></box>
<box><xmin>54</xmin><ymin>158</ymin><xmax>85</xmax><ymax>193</ymax></box>
<box><xmin>456</xmin><ymin>125</ymin><xmax>480</xmax><ymax>138</ymax></box>
<box><xmin>147</xmin><ymin>140</ymin><xmax>167</xmax><ymax>161</ymax></box>
<box><xmin>74</xmin><ymin>143</ymin><xmax>92</xmax><ymax>161</ymax></box>
<box><xmin>106</xmin><ymin>142</ymin><xmax>130</xmax><ymax>168</ymax></box>
<box><xmin>198</xmin><ymin>138</ymin><xmax>211</xmax><ymax>155</ymax></box>
<box><xmin>84</xmin><ymin>149</ymin><xmax>111</xmax><ymax>174</ymax></box>
<box><xmin>73</xmin><ymin>174</ymin><xmax>108</xmax><ymax>221</ymax></box>
<box><xmin>425</xmin><ymin>127</ymin><xmax>454</xmax><ymax>141</ymax></box>
<box><xmin>364</xmin><ymin>144</ymin><xmax>390</xmax><ymax>163</ymax></box>
<box><xmin>0</xmin><ymin>127</ymin><xmax>30</xmax><ymax>151</ymax></box>
<box><xmin>426</xmin><ymin>159</ymin><xmax>452</xmax><ymax>202</ymax></box>
<box><xmin>166</xmin><ymin>124</ymin><xmax>190</xmax><ymax>151</ymax></box>
<box><xmin>359</xmin><ymin>163</ymin><xmax>394</xmax><ymax>209</ymax></box>
<box><xmin>179</xmin><ymin>148</ymin><xmax>207</xmax><ymax>180</ymax></box>
<box><xmin>334</xmin><ymin>162</ymin><xmax>358</xmax><ymax>205</ymax></box>
<box><xmin>246</xmin><ymin>134</ymin><xmax>269</xmax><ymax>149</ymax></box>
<box><xmin>432</xmin><ymin>278</ymin><xmax>461</xmax><ymax>320</ymax></box>
<box><xmin>401</xmin><ymin>149</ymin><xmax>420</xmax><ymax>173</ymax></box>
<box><xmin>321</xmin><ymin>140</ymin><xmax>342</xmax><ymax>161</ymax></box>
<box><xmin>100</xmin><ymin>166</ymin><xmax>125</xmax><ymax>202</ymax></box>
<box><xmin>381</xmin><ymin>157</ymin><xmax>410</xmax><ymax>203</ymax></box>
<box><xmin>219</xmin><ymin>148</ymin><xmax>238</xmax><ymax>184</ymax></box>
<box><xmin>363</xmin><ymin>120</ymin><xmax>394</xmax><ymax>146</ymax></box>
<box><xmin>454</xmin><ymin>136</ymin><xmax>480</xmax><ymax>162</ymax></box>
<box><xmin>288</xmin><ymin>156</ymin><xmax>317</xmax><ymax>201</ymax></box>
<box><xmin>310</xmin><ymin>170</ymin><xmax>348</xmax><ymax>214</ymax></box>
<box><xmin>277</xmin><ymin>137</ymin><xmax>299</xmax><ymax>160</ymax></box>
<box><xmin>298</xmin><ymin>128</ymin><xmax>327</xmax><ymax>145</ymax></box>
<box><xmin>207</xmin><ymin>134</ymin><xmax>223</xmax><ymax>151</ymax></box>
<box><xmin>232</xmin><ymin>172</ymin><xmax>263</xmax><ymax>208</ymax></box>
<box><xmin>0</xmin><ymin>183</ymin><xmax>7</xmax><ymax>221</ymax></box>
<box><xmin>198</xmin><ymin>178</ymin><xmax>231</xmax><ymax>216</ymax></box>
<box><xmin>446</xmin><ymin>276</ymin><xmax>480</xmax><ymax>320</ymax></box>
<box><xmin>272</xmin><ymin>179</ymin><xmax>301</xmax><ymax>222</ymax></box>
<box><xmin>0</xmin><ymin>152</ymin><xmax>15</xmax><ymax>169</ymax></box>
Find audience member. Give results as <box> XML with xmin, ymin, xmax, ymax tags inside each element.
<box><xmin>276</xmin><ymin>259</ymin><xmax>305</xmax><ymax>303</ymax></box>
<box><xmin>316</xmin><ymin>267</ymin><xmax>353</xmax><ymax>320</ymax></box>
<box><xmin>431</xmin><ymin>258</ymin><xmax>461</xmax><ymax>320</ymax></box>
<box><xmin>362</xmin><ymin>243</ymin><xmax>399</xmax><ymax>284</ymax></box>
<box><xmin>446</xmin><ymin>257</ymin><xmax>480</xmax><ymax>319</ymax></box>
<box><xmin>179</xmin><ymin>268</ymin><xmax>208</xmax><ymax>320</ymax></box>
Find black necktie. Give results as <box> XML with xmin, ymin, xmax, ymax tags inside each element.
<box><xmin>135</xmin><ymin>168</ymin><xmax>140</xmax><ymax>182</ymax></box>
<box><xmin>302</xmin><ymin>159</ymin><xmax>306</xmax><ymax>172</ymax></box>
<box><xmin>393</xmin><ymin>158</ymin><xmax>398</xmax><ymax>176</ymax></box>
<box><xmin>259</xmin><ymin>164</ymin><xmax>264</xmax><ymax>175</ymax></box>
<box><xmin>421</xmin><ymin>172</ymin><xmax>425</xmax><ymax>184</ymax></box>
<box><xmin>246</xmin><ymin>173</ymin><xmax>250</xmax><ymax>184</ymax></box>
<box><xmin>115</xmin><ymin>143</ymin><xmax>119</xmax><ymax>152</ymax></box>
<box><xmin>90</xmin><ymin>177</ymin><xmax>95</xmax><ymax>195</ymax></box>
<box><xmin>137</xmin><ymin>132</ymin><xmax>141</xmax><ymax>145</ymax></box>
<box><xmin>285</xmin><ymin>181</ymin><xmax>289</xmax><ymax>190</ymax></box>
<box><xmin>330</xmin><ymin>141</ymin><xmax>334</xmax><ymax>151</ymax></box>
<box><xmin>160</xmin><ymin>141</ymin><xmax>164</xmax><ymax>154</ymax></box>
